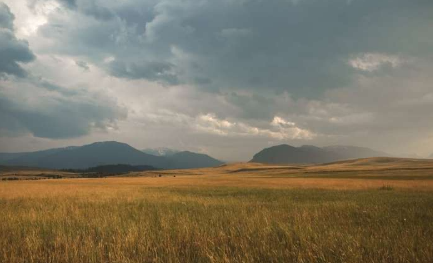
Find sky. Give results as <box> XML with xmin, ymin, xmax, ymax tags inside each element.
<box><xmin>0</xmin><ymin>0</ymin><xmax>432</xmax><ymax>161</ymax></box>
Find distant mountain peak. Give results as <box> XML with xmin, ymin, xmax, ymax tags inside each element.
<box><xmin>268</xmin><ymin>144</ymin><xmax>296</xmax><ymax>149</ymax></box>
<box><xmin>142</xmin><ymin>147</ymin><xmax>180</xmax><ymax>157</ymax></box>
<box><xmin>175</xmin><ymin>151</ymin><xmax>207</xmax><ymax>156</ymax></box>
<box><xmin>87</xmin><ymin>141</ymin><xmax>129</xmax><ymax>147</ymax></box>
<box><xmin>300</xmin><ymin>145</ymin><xmax>322</xmax><ymax>149</ymax></box>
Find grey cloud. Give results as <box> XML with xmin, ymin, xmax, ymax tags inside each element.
<box><xmin>0</xmin><ymin>2</ymin><xmax>14</xmax><ymax>30</ymax></box>
<box><xmin>75</xmin><ymin>60</ymin><xmax>89</xmax><ymax>71</ymax></box>
<box><xmin>50</xmin><ymin>0</ymin><xmax>114</xmax><ymax>20</ymax></box>
<box><xmin>0</xmin><ymin>3</ymin><xmax>35</xmax><ymax>77</ymax></box>
<box><xmin>0</xmin><ymin>107</ymin><xmax>27</xmax><ymax>136</ymax></box>
<box><xmin>2</xmin><ymin>0</ymin><xmax>433</xmax><ymax>159</ymax></box>
<box><xmin>57</xmin><ymin>0</ymin><xmax>77</xmax><ymax>9</ymax></box>
<box><xmin>29</xmin><ymin>76</ymin><xmax>80</xmax><ymax>96</ymax></box>
<box><xmin>0</xmin><ymin>81</ymin><xmax>127</xmax><ymax>139</ymax></box>
<box><xmin>35</xmin><ymin>0</ymin><xmax>433</xmax><ymax>98</ymax></box>
<box><xmin>225</xmin><ymin>92</ymin><xmax>275</xmax><ymax>120</ymax></box>
<box><xmin>107</xmin><ymin>59</ymin><xmax>179</xmax><ymax>85</ymax></box>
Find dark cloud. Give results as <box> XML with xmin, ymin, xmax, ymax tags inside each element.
<box><xmin>0</xmin><ymin>81</ymin><xmax>127</xmax><ymax>139</ymax></box>
<box><xmin>75</xmin><ymin>60</ymin><xmax>89</xmax><ymax>71</ymax></box>
<box><xmin>225</xmin><ymin>92</ymin><xmax>275</xmax><ymax>120</ymax></box>
<box><xmin>0</xmin><ymin>2</ymin><xmax>14</xmax><ymax>30</ymax></box>
<box><xmin>0</xmin><ymin>2</ymin><xmax>126</xmax><ymax>139</ymax></box>
<box><xmin>34</xmin><ymin>0</ymin><xmax>433</xmax><ymax>97</ymax></box>
<box><xmin>0</xmin><ymin>3</ymin><xmax>35</xmax><ymax>77</ymax></box>
<box><xmin>29</xmin><ymin>76</ymin><xmax>80</xmax><ymax>96</ymax></box>
<box><xmin>107</xmin><ymin>59</ymin><xmax>179</xmax><ymax>85</ymax></box>
<box><xmin>1</xmin><ymin>0</ymin><xmax>433</xmax><ymax>158</ymax></box>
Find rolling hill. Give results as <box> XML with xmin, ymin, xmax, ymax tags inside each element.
<box><xmin>322</xmin><ymin>145</ymin><xmax>389</xmax><ymax>159</ymax></box>
<box><xmin>250</xmin><ymin>144</ymin><xmax>389</xmax><ymax>164</ymax></box>
<box><xmin>0</xmin><ymin>141</ymin><xmax>224</xmax><ymax>170</ymax></box>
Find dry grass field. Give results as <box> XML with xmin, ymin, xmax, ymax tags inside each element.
<box><xmin>0</xmin><ymin>166</ymin><xmax>79</xmax><ymax>181</ymax></box>
<box><xmin>1</xmin><ymin>158</ymin><xmax>433</xmax><ymax>262</ymax></box>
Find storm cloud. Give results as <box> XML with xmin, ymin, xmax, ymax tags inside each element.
<box><xmin>0</xmin><ymin>2</ymin><xmax>127</xmax><ymax>140</ymax></box>
<box><xmin>0</xmin><ymin>78</ymin><xmax>127</xmax><ymax>139</ymax></box>
<box><xmin>0</xmin><ymin>3</ymin><xmax>35</xmax><ymax>77</ymax></box>
<box><xmin>34</xmin><ymin>0</ymin><xmax>433</xmax><ymax>96</ymax></box>
<box><xmin>0</xmin><ymin>0</ymin><xmax>433</xmax><ymax>160</ymax></box>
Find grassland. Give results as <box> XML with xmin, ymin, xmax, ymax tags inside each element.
<box><xmin>0</xmin><ymin>166</ymin><xmax>78</xmax><ymax>181</ymax></box>
<box><xmin>1</xmin><ymin>158</ymin><xmax>433</xmax><ymax>262</ymax></box>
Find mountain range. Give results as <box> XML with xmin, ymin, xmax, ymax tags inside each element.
<box><xmin>250</xmin><ymin>144</ymin><xmax>390</xmax><ymax>164</ymax></box>
<box><xmin>1</xmin><ymin>141</ymin><xmax>426</xmax><ymax>169</ymax></box>
<box><xmin>0</xmin><ymin>141</ymin><xmax>223</xmax><ymax>170</ymax></box>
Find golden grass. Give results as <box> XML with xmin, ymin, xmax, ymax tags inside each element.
<box><xmin>0</xmin><ymin>168</ymin><xmax>78</xmax><ymax>180</ymax></box>
<box><xmin>1</xmin><ymin>158</ymin><xmax>433</xmax><ymax>262</ymax></box>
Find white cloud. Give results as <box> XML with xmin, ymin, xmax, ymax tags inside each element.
<box><xmin>349</xmin><ymin>53</ymin><xmax>403</xmax><ymax>72</ymax></box>
<box><xmin>195</xmin><ymin>114</ymin><xmax>315</xmax><ymax>140</ymax></box>
<box><xmin>271</xmin><ymin>116</ymin><xmax>296</xmax><ymax>127</ymax></box>
<box><xmin>2</xmin><ymin>0</ymin><xmax>59</xmax><ymax>37</ymax></box>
